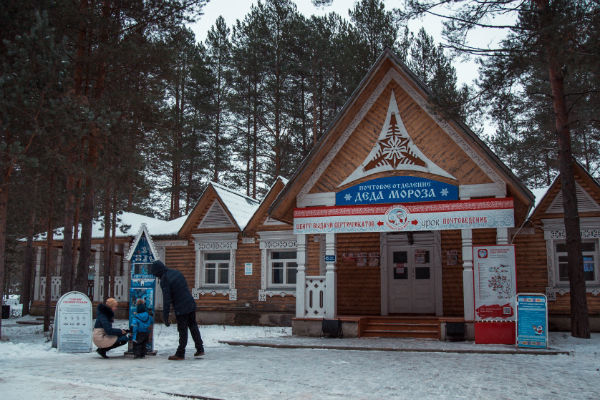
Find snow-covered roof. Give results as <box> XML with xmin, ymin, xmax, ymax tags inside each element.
<box><xmin>35</xmin><ymin>211</ymin><xmax>187</xmax><ymax>242</ymax></box>
<box><xmin>528</xmin><ymin>182</ymin><xmax>553</xmax><ymax>218</ymax></box>
<box><xmin>275</xmin><ymin>176</ymin><xmax>289</xmax><ymax>185</ymax></box>
<box><xmin>211</xmin><ymin>182</ymin><xmax>260</xmax><ymax>230</ymax></box>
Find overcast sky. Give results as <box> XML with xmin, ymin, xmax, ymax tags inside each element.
<box><xmin>189</xmin><ymin>0</ymin><xmax>513</xmax><ymax>87</ymax></box>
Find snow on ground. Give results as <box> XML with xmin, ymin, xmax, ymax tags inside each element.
<box><xmin>1</xmin><ymin>316</ymin><xmax>599</xmax><ymax>399</ymax></box>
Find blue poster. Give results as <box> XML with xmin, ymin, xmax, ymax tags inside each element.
<box><xmin>336</xmin><ymin>176</ymin><xmax>458</xmax><ymax>206</ymax></box>
<box><xmin>516</xmin><ymin>294</ymin><xmax>548</xmax><ymax>349</ymax></box>
<box><xmin>129</xmin><ymin>233</ymin><xmax>156</xmax><ymax>354</ymax></box>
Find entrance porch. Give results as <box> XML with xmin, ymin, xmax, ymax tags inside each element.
<box><xmin>293</xmin><ymin>315</ymin><xmax>467</xmax><ymax>340</ymax></box>
<box><xmin>293</xmin><ymin>226</ymin><xmax>511</xmax><ymax>340</ymax></box>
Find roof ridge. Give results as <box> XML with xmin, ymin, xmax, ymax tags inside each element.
<box><xmin>210</xmin><ymin>181</ymin><xmax>260</xmax><ymax>204</ymax></box>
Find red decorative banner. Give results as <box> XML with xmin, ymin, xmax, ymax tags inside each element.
<box><xmin>293</xmin><ymin>198</ymin><xmax>514</xmax><ymax>234</ymax></box>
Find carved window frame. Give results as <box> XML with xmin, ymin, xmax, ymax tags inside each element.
<box><xmin>542</xmin><ymin>218</ymin><xmax>600</xmax><ymax>299</ymax></box>
<box><xmin>192</xmin><ymin>233</ymin><xmax>238</xmax><ymax>300</ymax></box>
<box><xmin>258</xmin><ymin>231</ymin><xmax>297</xmax><ymax>301</ymax></box>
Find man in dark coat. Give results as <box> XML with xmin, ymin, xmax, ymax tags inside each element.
<box><xmin>151</xmin><ymin>260</ymin><xmax>204</xmax><ymax>360</ymax></box>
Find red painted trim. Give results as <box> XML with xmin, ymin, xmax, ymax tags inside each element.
<box><xmin>294</xmin><ymin>198</ymin><xmax>514</xmax><ymax>218</ymax></box>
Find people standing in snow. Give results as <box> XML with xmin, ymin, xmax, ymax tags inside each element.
<box><xmin>93</xmin><ymin>297</ymin><xmax>128</xmax><ymax>358</ymax></box>
<box><xmin>131</xmin><ymin>299</ymin><xmax>153</xmax><ymax>359</ymax></box>
<box><xmin>151</xmin><ymin>260</ymin><xmax>204</xmax><ymax>360</ymax></box>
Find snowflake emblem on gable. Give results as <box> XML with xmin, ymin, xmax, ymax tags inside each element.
<box><xmin>339</xmin><ymin>90</ymin><xmax>454</xmax><ymax>186</ymax></box>
<box><xmin>364</xmin><ymin>113</ymin><xmax>426</xmax><ymax>171</ymax></box>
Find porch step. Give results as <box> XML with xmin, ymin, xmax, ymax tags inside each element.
<box><xmin>360</xmin><ymin>317</ymin><xmax>441</xmax><ymax>339</ymax></box>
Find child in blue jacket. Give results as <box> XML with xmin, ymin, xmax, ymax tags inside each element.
<box><xmin>131</xmin><ymin>299</ymin><xmax>153</xmax><ymax>358</ymax></box>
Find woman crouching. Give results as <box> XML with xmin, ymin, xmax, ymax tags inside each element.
<box><xmin>93</xmin><ymin>297</ymin><xmax>128</xmax><ymax>358</ymax></box>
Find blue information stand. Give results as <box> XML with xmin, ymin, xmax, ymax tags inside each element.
<box><xmin>125</xmin><ymin>224</ymin><xmax>159</xmax><ymax>355</ymax></box>
<box><xmin>516</xmin><ymin>293</ymin><xmax>548</xmax><ymax>349</ymax></box>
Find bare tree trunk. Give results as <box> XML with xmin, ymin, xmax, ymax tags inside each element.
<box><xmin>549</xmin><ymin>62</ymin><xmax>590</xmax><ymax>338</ymax></box>
<box><xmin>252</xmin><ymin>83</ymin><xmax>258</xmax><ymax>199</ymax></box>
<box><xmin>74</xmin><ymin>154</ymin><xmax>96</xmax><ymax>293</ymax></box>
<box><xmin>61</xmin><ymin>174</ymin><xmax>76</xmax><ymax>294</ymax></box>
<box><xmin>71</xmin><ymin>176</ymin><xmax>82</xmax><ymax>289</ymax></box>
<box><xmin>22</xmin><ymin>205</ymin><xmax>37</xmax><ymax>316</ymax></box>
<box><xmin>109</xmin><ymin>189</ymin><xmax>117</xmax><ymax>297</ymax></box>
<box><xmin>44</xmin><ymin>176</ymin><xmax>55</xmax><ymax>333</ymax></box>
<box><xmin>535</xmin><ymin>0</ymin><xmax>590</xmax><ymax>338</ymax></box>
<box><xmin>103</xmin><ymin>188</ymin><xmax>111</xmax><ymax>301</ymax></box>
<box><xmin>0</xmin><ymin>184</ymin><xmax>9</xmax><ymax>338</ymax></box>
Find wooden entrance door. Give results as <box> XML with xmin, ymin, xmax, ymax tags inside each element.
<box><xmin>388</xmin><ymin>245</ymin><xmax>435</xmax><ymax>314</ymax></box>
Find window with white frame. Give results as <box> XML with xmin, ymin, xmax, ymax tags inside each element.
<box><xmin>542</xmin><ymin>218</ymin><xmax>600</xmax><ymax>297</ymax></box>
<box><xmin>192</xmin><ymin>233</ymin><xmax>238</xmax><ymax>300</ymax></box>
<box><xmin>203</xmin><ymin>252</ymin><xmax>231</xmax><ymax>285</ymax></box>
<box><xmin>555</xmin><ymin>241</ymin><xmax>598</xmax><ymax>284</ymax></box>
<box><xmin>258</xmin><ymin>231</ymin><xmax>297</xmax><ymax>300</ymax></box>
<box><xmin>269</xmin><ymin>250</ymin><xmax>297</xmax><ymax>286</ymax></box>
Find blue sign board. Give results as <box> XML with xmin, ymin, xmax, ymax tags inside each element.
<box><xmin>324</xmin><ymin>255</ymin><xmax>336</xmax><ymax>263</ymax></box>
<box><xmin>336</xmin><ymin>176</ymin><xmax>458</xmax><ymax>206</ymax></box>
<box><xmin>129</xmin><ymin>233</ymin><xmax>157</xmax><ymax>354</ymax></box>
<box><xmin>516</xmin><ymin>293</ymin><xmax>548</xmax><ymax>349</ymax></box>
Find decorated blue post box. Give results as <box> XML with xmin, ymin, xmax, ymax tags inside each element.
<box><xmin>125</xmin><ymin>224</ymin><xmax>159</xmax><ymax>355</ymax></box>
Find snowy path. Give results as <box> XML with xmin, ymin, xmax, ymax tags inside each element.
<box><xmin>1</xmin><ymin>318</ymin><xmax>599</xmax><ymax>399</ymax></box>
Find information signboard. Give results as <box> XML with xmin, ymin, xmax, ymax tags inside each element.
<box><xmin>335</xmin><ymin>176</ymin><xmax>458</xmax><ymax>206</ymax></box>
<box><xmin>55</xmin><ymin>291</ymin><xmax>93</xmax><ymax>353</ymax></box>
<box><xmin>473</xmin><ymin>245</ymin><xmax>517</xmax><ymax>322</ymax></box>
<box><xmin>516</xmin><ymin>293</ymin><xmax>548</xmax><ymax>349</ymax></box>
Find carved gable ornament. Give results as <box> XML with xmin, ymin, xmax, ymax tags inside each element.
<box><xmin>340</xmin><ymin>91</ymin><xmax>455</xmax><ymax>187</ymax></box>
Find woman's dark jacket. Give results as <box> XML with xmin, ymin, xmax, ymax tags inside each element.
<box><xmin>94</xmin><ymin>303</ymin><xmax>123</xmax><ymax>336</ymax></box>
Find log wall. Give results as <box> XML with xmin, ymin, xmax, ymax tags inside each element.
<box><xmin>336</xmin><ymin>233</ymin><xmax>381</xmax><ymax>315</ymax></box>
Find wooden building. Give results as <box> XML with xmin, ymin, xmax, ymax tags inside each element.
<box><xmin>29</xmin><ymin>50</ymin><xmax>600</xmax><ymax>337</ymax></box>
<box><xmin>514</xmin><ymin>161</ymin><xmax>600</xmax><ymax>331</ymax></box>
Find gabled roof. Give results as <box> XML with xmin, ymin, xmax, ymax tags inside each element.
<box><xmin>243</xmin><ymin>176</ymin><xmax>289</xmax><ymax>234</ymax></box>
<box><xmin>529</xmin><ymin>161</ymin><xmax>600</xmax><ymax>220</ymax></box>
<box><xmin>270</xmin><ymin>48</ymin><xmax>534</xmax><ymax>222</ymax></box>
<box><xmin>125</xmin><ymin>223</ymin><xmax>160</xmax><ymax>261</ymax></box>
<box><xmin>178</xmin><ymin>182</ymin><xmax>260</xmax><ymax>236</ymax></box>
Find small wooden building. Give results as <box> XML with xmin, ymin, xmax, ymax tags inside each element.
<box><xmin>513</xmin><ymin>161</ymin><xmax>600</xmax><ymax>331</ymax></box>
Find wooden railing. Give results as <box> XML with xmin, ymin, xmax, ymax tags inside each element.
<box><xmin>304</xmin><ymin>276</ymin><xmax>326</xmax><ymax>317</ymax></box>
<box><xmin>37</xmin><ymin>276</ymin><xmax>128</xmax><ymax>302</ymax></box>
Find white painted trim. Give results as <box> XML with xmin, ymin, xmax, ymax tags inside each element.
<box><xmin>193</xmin><ymin>232</ymin><xmax>238</xmax><ymax>300</ymax></box>
<box><xmin>324</xmin><ymin>233</ymin><xmax>337</xmax><ymax>318</ymax></box>
<box><xmin>298</xmin><ymin>68</ymin><xmax>502</xmax><ymax>199</ymax></box>
<box><xmin>297</xmin><ymin>192</ymin><xmax>336</xmax><ymax>207</ymax></box>
<box><xmin>258</xmin><ymin>230</ymin><xmax>298</xmax><ymax>299</ymax></box>
<box><xmin>341</xmin><ymin>90</ymin><xmax>455</xmax><ymax>186</ymax></box>
<box><xmin>541</xmin><ymin>217</ymin><xmax>600</xmax><ymax>296</ymax></box>
<box><xmin>154</xmin><ymin>240</ymin><xmax>188</xmax><ymax>247</ymax></box>
<box><xmin>461</xmin><ymin>229</ymin><xmax>474</xmax><ymax>321</ymax></box>
<box><xmin>459</xmin><ymin>183</ymin><xmax>506</xmax><ymax>199</ymax></box>
<box><xmin>263</xmin><ymin>217</ymin><xmax>288</xmax><ymax>226</ymax></box>
<box><xmin>125</xmin><ymin>223</ymin><xmax>160</xmax><ymax>262</ymax></box>
<box><xmin>192</xmin><ymin>232</ymin><xmax>239</xmax><ymax>242</ymax></box>
<box><xmin>296</xmin><ymin>234</ymin><xmax>307</xmax><ymax>317</ymax></box>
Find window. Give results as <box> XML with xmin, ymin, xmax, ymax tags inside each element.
<box><xmin>203</xmin><ymin>252</ymin><xmax>230</xmax><ymax>285</ymax></box>
<box><xmin>269</xmin><ymin>250</ymin><xmax>297</xmax><ymax>286</ymax></box>
<box><xmin>555</xmin><ymin>241</ymin><xmax>598</xmax><ymax>283</ymax></box>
